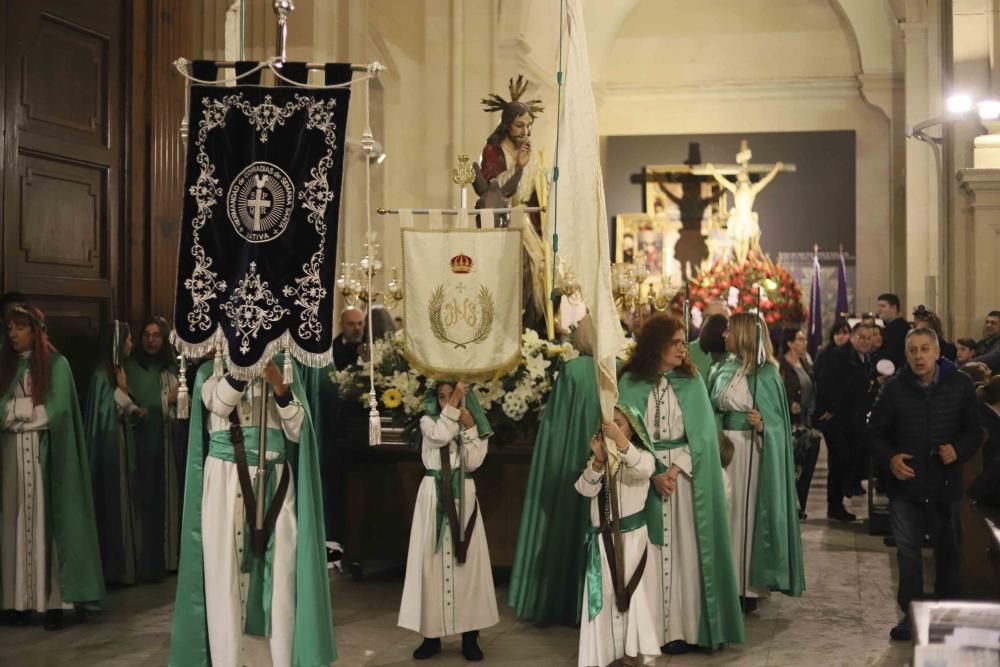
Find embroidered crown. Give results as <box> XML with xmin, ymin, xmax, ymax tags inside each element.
<box><xmin>450</xmin><ymin>253</ymin><xmax>473</xmax><ymax>274</ymax></box>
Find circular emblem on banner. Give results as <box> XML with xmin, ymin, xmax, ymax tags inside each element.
<box><xmin>226</xmin><ymin>162</ymin><xmax>295</xmax><ymax>243</ymax></box>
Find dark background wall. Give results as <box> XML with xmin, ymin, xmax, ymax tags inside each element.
<box><xmin>604</xmin><ymin>130</ymin><xmax>856</xmax><ymax>255</ymax></box>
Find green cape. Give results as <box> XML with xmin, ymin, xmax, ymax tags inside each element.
<box><xmin>688</xmin><ymin>339</ymin><xmax>713</xmax><ymax>381</ymax></box>
<box><xmin>168</xmin><ymin>358</ymin><xmax>336</xmax><ymax>667</ymax></box>
<box><xmin>85</xmin><ymin>368</ymin><xmax>139</xmax><ymax>584</ymax></box>
<box><xmin>509</xmin><ymin>355</ymin><xmax>601</xmax><ymax>625</ymax></box>
<box><xmin>618</xmin><ymin>370</ymin><xmax>744</xmax><ymax>649</ymax></box>
<box><xmin>125</xmin><ymin>358</ymin><xmax>176</xmax><ymax>582</ymax></box>
<box><xmin>422</xmin><ymin>382</ymin><xmax>493</xmax><ymax>439</ymax></box>
<box><xmin>1</xmin><ymin>353</ymin><xmax>105</xmax><ymax>604</ymax></box>
<box><xmin>709</xmin><ymin>359</ymin><xmax>805</xmax><ymax>597</ymax></box>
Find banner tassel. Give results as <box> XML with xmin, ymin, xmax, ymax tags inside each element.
<box><xmin>368</xmin><ymin>392</ymin><xmax>382</xmax><ymax>446</ymax></box>
<box><xmin>213</xmin><ymin>332</ymin><xmax>224</xmax><ymax>379</ymax></box>
<box><xmin>176</xmin><ymin>356</ymin><xmax>190</xmax><ymax>420</ymax></box>
<box><xmin>282</xmin><ymin>341</ymin><xmax>294</xmax><ymax>385</ymax></box>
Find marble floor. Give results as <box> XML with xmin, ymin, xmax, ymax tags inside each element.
<box><xmin>1</xmin><ymin>456</ymin><xmax>918</xmax><ymax>667</ymax></box>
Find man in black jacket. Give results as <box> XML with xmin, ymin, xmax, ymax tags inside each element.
<box><xmin>814</xmin><ymin>322</ymin><xmax>877</xmax><ymax>521</ymax></box>
<box><xmin>868</xmin><ymin>328</ymin><xmax>981</xmax><ymax>641</ymax></box>
<box><xmin>972</xmin><ymin>310</ymin><xmax>1000</xmax><ymax>372</ymax></box>
<box><xmin>877</xmin><ymin>293</ymin><xmax>911</xmax><ymax>370</ymax></box>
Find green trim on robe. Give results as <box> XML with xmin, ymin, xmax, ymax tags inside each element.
<box><xmin>708</xmin><ymin>359</ymin><xmax>806</xmax><ymax>598</ymax></box>
<box><xmin>85</xmin><ymin>368</ymin><xmax>139</xmax><ymax>584</ymax></box>
<box><xmin>0</xmin><ymin>354</ymin><xmax>106</xmax><ymax>604</ymax></box>
<box><xmin>168</xmin><ymin>357</ymin><xmax>336</xmax><ymax>667</ymax></box>
<box><xmin>509</xmin><ymin>355</ymin><xmax>601</xmax><ymax>625</ymax></box>
<box><xmin>618</xmin><ymin>370</ymin><xmax>744</xmax><ymax>650</ymax></box>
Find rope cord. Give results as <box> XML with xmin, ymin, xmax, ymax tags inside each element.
<box><xmin>549</xmin><ymin>0</ymin><xmax>566</xmax><ymax>303</ymax></box>
<box><xmin>173</xmin><ymin>57</ymin><xmax>376</xmax><ymax>89</ymax></box>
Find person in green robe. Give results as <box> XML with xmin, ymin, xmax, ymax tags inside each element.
<box><xmin>617</xmin><ymin>313</ymin><xmax>744</xmax><ymax>653</ymax></box>
<box><xmin>1</xmin><ymin>304</ymin><xmax>104</xmax><ymax>630</ymax></box>
<box><xmin>125</xmin><ymin>316</ymin><xmax>179</xmax><ymax>582</ymax></box>
<box><xmin>509</xmin><ymin>322</ymin><xmax>601</xmax><ymax>625</ymax></box>
<box><xmin>169</xmin><ymin>354</ymin><xmax>335</xmax><ymax>667</ymax></box>
<box><xmin>87</xmin><ymin>322</ymin><xmax>144</xmax><ymax>586</ymax></box>
<box><xmin>689</xmin><ymin>314</ymin><xmax>730</xmax><ymax>382</ymax></box>
<box><xmin>708</xmin><ymin>312</ymin><xmax>805</xmax><ymax>611</ymax></box>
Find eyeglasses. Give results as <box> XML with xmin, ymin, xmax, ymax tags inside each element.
<box><xmin>669</xmin><ymin>339</ymin><xmax>688</xmax><ymax>349</ymax></box>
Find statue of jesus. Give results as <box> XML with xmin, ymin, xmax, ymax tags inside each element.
<box><xmin>706</xmin><ymin>140</ymin><xmax>783</xmax><ymax>263</ymax></box>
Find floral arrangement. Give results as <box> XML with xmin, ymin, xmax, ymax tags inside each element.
<box><xmin>331</xmin><ymin>329</ymin><xmax>580</xmax><ymax>443</ymax></box>
<box><xmin>673</xmin><ymin>249</ymin><xmax>806</xmax><ymax>326</ymax></box>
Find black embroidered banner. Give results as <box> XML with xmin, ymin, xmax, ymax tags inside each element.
<box><xmin>172</xmin><ymin>68</ymin><xmax>351</xmax><ymax>377</ymax></box>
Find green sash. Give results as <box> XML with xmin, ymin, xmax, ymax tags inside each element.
<box><xmin>207</xmin><ymin>427</ymin><xmax>286</xmax><ymax>636</ymax></box>
<box><xmin>583</xmin><ymin>510</ymin><xmax>646</xmax><ymax>621</ymax></box>
<box><xmin>424</xmin><ymin>468</ymin><xmax>476</xmax><ymax>552</ymax></box>
<box><xmin>721</xmin><ymin>411</ymin><xmax>752</xmax><ymax>431</ymax></box>
<box><xmin>168</xmin><ymin>357</ymin><xmax>336</xmax><ymax>667</ymax></box>
<box><xmin>0</xmin><ymin>354</ymin><xmax>105</xmax><ymax>604</ymax></box>
<box><xmin>708</xmin><ymin>359</ymin><xmax>806</xmax><ymax>597</ymax></box>
<box><xmin>618</xmin><ymin>371</ymin><xmax>744</xmax><ymax>649</ymax></box>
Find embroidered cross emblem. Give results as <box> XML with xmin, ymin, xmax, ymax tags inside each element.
<box><xmin>248</xmin><ymin>175</ymin><xmax>272</xmax><ymax>231</ymax></box>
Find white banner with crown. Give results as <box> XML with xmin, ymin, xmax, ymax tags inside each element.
<box><xmin>400</xmin><ymin>215</ymin><xmax>523</xmax><ymax>380</ymax></box>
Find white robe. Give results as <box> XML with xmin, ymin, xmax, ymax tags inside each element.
<box><xmin>200</xmin><ymin>375</ymin><xmax>305</xmax><ymax>667</ymax></box>
<box><xmin>717</xmin><ymin>371</ymin><xmax>767</xmax><ymax>599</ymax></box>
<box><xmin>398</xmin><ymin>404</ymin><xmax>498</xmax><ymax>638</ymax></box>
<box><xmin>643</xmin><ymin>377</ymin><xmax>703</xmax><ymax>646</ymax></box>
<box><xmin>1</xmin><ymin>359</ymin><xmax>70</xmax><ymax>612</ymax></box>
<box><xmin>576</xmin><ymin>442</ymin><xmax>659</xmax><ymax>667</ymax></box>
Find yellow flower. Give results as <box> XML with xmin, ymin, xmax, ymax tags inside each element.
<box><xmin>382</xmin><ymin>388</ymin><xmax>403</xmax><ymax>409</ymax></box>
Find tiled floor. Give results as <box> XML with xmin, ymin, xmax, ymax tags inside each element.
<box><xmin>0</xmin><ymin>457</ymin><xmax>916</xmax><ymax>666</ymax></box>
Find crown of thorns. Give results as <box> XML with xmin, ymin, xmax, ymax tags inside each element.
<box><xmin>481</xmin><ymin>75</ymin><xmax>544</xmax><ymax>116</ymax></box>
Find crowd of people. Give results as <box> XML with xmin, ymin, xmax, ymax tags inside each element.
<box><xmin>2</xmin><ymin>285</ymin><xmax>998</xmax><ymax>666</ymax></box>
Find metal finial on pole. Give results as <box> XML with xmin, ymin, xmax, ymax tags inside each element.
<box><xmin>273</xmin><ymin>1</ymin><xmax>295</xmax><ymax>65</ymax></box>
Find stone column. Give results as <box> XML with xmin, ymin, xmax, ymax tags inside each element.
<box><xmin>956</xmin><ymin>170</ymin><xmax>1000</xmax><ymax>337</ymax></box>
<box><xmin>902</xmin><ymin>0</ymin><xmax>944</xmax><ymax>315</ymax></box>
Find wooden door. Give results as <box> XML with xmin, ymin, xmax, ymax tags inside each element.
<box><xmin>1</xmin><ymin>0</ymin><xmax>125</xmax><ymax>384</ymax></box>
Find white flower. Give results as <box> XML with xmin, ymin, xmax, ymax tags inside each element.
<box><xmin>524</xmin><ymin>353</ymin><xmax>551</xmax><ymax>380</ymax></box>
<box><xmin>473</xmin><ymin>380</ymin><xmax>504</xmax><ymax>411</ymax></box>
<box><xmin>521</xmin><ymin>328</ymin><xmax>544</xmax><ymax>352</ymax></box>
<box><xmin>560</xmin><ymin>346</ymin><xmax>580</xmax><ymax>362</ymax></box>
<box><xmin>501</xmin><ymin>391</ymin><xmax>528</xmax><ymax>421</ymax></box>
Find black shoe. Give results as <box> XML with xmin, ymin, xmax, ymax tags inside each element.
<box><xmin>844</xmin><ymin>484</ymin><xmax>865</xmax><ymax>498</ymax></box>
<box><xmin>828</xmin><ymin>506</ymin><xmax>857</xmax><ymax>523</ymax></box>
<box><xmin>413</xmin><ymin>637</ymin><xmax>441</xmax><ymax>660</ymax></box>
<box><xmin>739</xmin><ymin>596</ymin><xmax>759</xmax><ymax>613</ymax></box>
<box><xmin>889</xmin><ymin>619</ymin><xmax>912</xmax><ymax>641</ymax></box>
<box><xmin>662</xmin><ymin>640</ymin><xmax>691</xmax><ymax>655</ymax></box>
<box><xmin>462</xmin><ymin>631</ymin><xmax>484</xmax><ymax>661</ymax></box>
<box><xmin>43</xmin><ymin>610</ymin><xmax>63</xmax><ymax>631</ymax></box>
<box><xmin>798</xmin><ymin>510</ymin><xmax>808</xmax><ymax>520</ymax></box>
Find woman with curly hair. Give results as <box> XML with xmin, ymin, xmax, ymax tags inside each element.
<box><xmin>709</xmin><ymin>312</ymin><xmax>805</xmax><ymax>612</ymax></box>
<box><xmin>1</xmin><ymin>305</ymin><xmax>103</xmax><ymax>630</ymax></box>
<box><xmin>618</xmin><ymin>314</ymin><xmax>743</xmax><ymax>655</ymax></box>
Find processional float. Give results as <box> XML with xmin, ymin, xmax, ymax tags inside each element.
<box><xmin>169</xmin><ymin>0</ymin><xmax>384</xmax><ymax>552</ymax></box>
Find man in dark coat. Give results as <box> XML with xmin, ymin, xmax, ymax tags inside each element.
<box><xmin>868</xmin><ymin>328</ymin><xmax>981</xmax><ymax>642</ymax></box>
<box><xmin>814</xmin><ymin>322</ymin><xmax>878</xmax><ymax>521</ymax></box>
<box><xmin>877</xmin><ymin>293</ymin><xmax>911</xmax><ymax>370</ymax></box>
<box><xmin>972</xmin><ymin>310</ymin><xmax>1000</xmax><ymax>372</ymax></box>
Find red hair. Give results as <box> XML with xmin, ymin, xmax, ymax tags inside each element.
<box><xmin>620</xmin><ymin>314</ymin><xmax>696</xmax><ymax>383</ymax></box>
<box><xmin>1</xmin><ymin>305</ymin><xmax>56</xmax><ymax>406</ymax></box>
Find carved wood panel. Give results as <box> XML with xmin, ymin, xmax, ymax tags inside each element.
<box><xmin>1</xmin><ymin>0</ymin><xmax>122</xmax><ymax>378</ymax></box>
<box><xmin>19</xmin><ymin>13</ymin><xmax>109</xmax><ymax>146</ymax></box>
<box><xmin>16</xmin><ymin>152</ymin><xmax>105</xmax><ymax>276</ymax></box>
